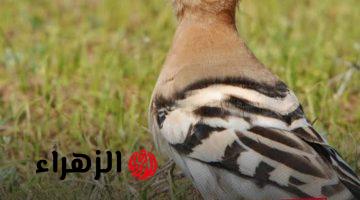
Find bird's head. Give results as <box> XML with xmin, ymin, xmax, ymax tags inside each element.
<box><xmin>173</xmin><ymin>0</ymin><xmax>240</xmax><ymax>20</ymax></box>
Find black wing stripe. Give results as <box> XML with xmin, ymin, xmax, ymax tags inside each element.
<box><xmin>228</xmin><ymin>96</ymin><xmax>303</xmax><ymax>125</ymax></box>
<box><xmin>253</xmin><ymin>161</ymin><xmax>275</xmax><ymax>188</ymax></box>
<box><xmin>292</xmin><ymin>127</ymin><xmax>322</xmax><ymax>143</ymax></box>
<box><xmin>249</xmin><ymin>126</ymin><xmax>306</xmax><ymax>151</ymax></box>
<box><xmin>308</xmin><ymin>142</ymin><xmax>360</xmax><ymax>184</ymax></box>
<box><xmin>329</xmin><ymin>148</ymin><xmax>359</xmax><ymax>180</ymax></box>
<box><xmin>308</xmin><ymin>126</ymin><xmax>326</xmax><ymax>141</ymax></box>
<box><xmin>334</xmin><ymin>165</ymin><xmax>360</xmax><ymax>187</ymax></box>
<box><xmin>193</xmin><ymin>106</ymin><xmax>231</xmax><ymax>118</ymax></box>
<box><xmin>236</xmin><ymin>131</ymin><xmax>326</xmax><ymax>178</ymax></box>
<box><xmin>289</xmin><ymin>176</ymin><xmax>306</xmax><ymax>186</ymax></box>
<box><xmin>171</xmin><ymin>123</ymin><xmax>225</xmax><ymax>155</ymax></box>
<box><xmin>221</xmin><ymin>141</ymin><xmax>247</xmax><ymax>172</ymax></box>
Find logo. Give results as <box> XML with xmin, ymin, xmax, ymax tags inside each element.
<box><xmin>128</xmin><ymin>149</ymin><xmax>158</xmax><ymax>180</ymax></box>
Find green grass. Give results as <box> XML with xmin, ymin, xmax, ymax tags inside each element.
<box><xmin>0</xmin><ymin>0</ymin><xmax>359</xmax><ymax>199</ymax></box>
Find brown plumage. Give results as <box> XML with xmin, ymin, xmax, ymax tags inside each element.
<box><xmin>153</xmin><ymin>0</ymin><xmax>278</xmax><ymax>100</ymax></box>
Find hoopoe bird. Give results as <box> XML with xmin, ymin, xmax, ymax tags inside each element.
<box><xmin>148</xmin><ymin>0</ymin><xmax>360</xmax><ymax>199</ymax></box>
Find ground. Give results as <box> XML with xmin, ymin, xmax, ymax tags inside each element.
<box><xmin>0</xmin><ymin>0</ymin><xmax>359</xmax><ymax>199</ymax></box>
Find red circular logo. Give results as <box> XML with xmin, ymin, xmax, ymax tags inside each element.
<box><xmin>128</xmin><ymin>149</ymin><xmax>158</xmax><ymax>180</ymax></box>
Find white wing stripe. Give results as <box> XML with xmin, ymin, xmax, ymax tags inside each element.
<box><xmin>180</xmin><ymin>85</ymin><xmax>299</xmax><ymax>114</ymax></box>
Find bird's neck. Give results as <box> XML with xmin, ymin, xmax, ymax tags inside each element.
<box><xmin>155</xmin><ymin>9</ymin><xmax>278</xmax><ymax>99</ymax></box>
<box><xmin>178</xmin><ymin>6</ymin><xmax>236</xmax><ymax>25</ymax></box>
<box><xmin>162</xmin><ymin>12</ymin><xmax>254</xmax><ymax>74</ymax></box>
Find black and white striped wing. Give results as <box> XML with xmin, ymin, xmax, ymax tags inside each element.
<box><xmin>151</xmin><ymin>78</ymin><xmax>360</xmax><ymax>199</ymax></box>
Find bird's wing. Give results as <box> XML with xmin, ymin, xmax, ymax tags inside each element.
<box><xmin>150</xmin><ymin>77</ymin><xmax>360</xmax><ymax>199</ymax></box>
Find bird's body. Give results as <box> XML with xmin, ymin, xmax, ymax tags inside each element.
<box><xmin>148</xmin><ymin>0</ymin><xmax>360</xmax><ymax>199</ymax></box>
